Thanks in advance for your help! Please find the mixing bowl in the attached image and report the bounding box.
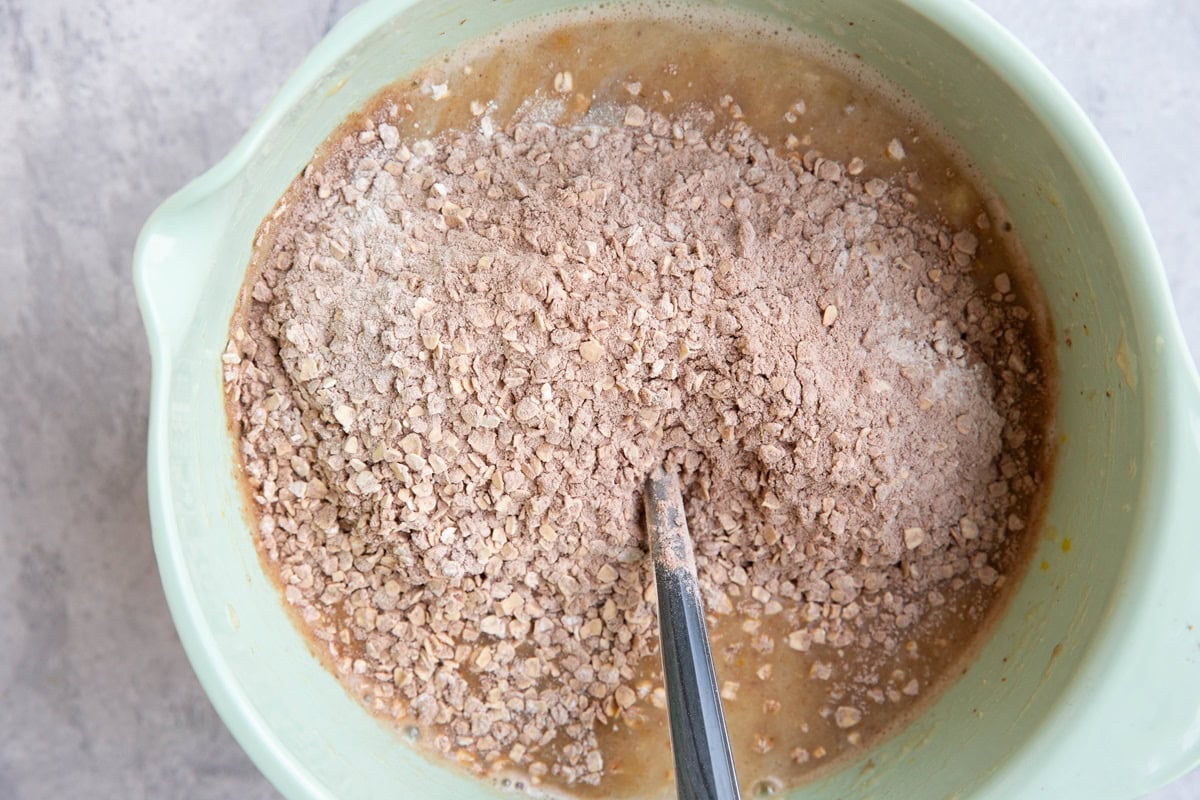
[133,0,1200,797]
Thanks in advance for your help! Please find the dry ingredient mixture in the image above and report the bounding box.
[224,11,1054,799]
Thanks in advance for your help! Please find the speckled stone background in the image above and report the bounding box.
[1,1,1196,798]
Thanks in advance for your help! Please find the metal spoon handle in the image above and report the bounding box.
[645,468,741,800]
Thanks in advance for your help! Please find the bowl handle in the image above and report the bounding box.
[1023,349,1200,800]
[133,188,232,353]
[1140,356,1200,785]
[1084,352,1200,797]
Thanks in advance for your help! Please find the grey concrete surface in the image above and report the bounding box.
[0,1,1196,798]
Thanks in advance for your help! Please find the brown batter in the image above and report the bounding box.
[223,7,1056,798]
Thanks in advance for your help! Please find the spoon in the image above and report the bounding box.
[644,466,742,800]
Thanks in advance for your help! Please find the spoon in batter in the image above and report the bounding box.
[644,466,741,800]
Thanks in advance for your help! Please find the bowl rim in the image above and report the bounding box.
[133,1,1200,798]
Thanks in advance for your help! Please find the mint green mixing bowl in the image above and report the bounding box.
[133,1,1200,797]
